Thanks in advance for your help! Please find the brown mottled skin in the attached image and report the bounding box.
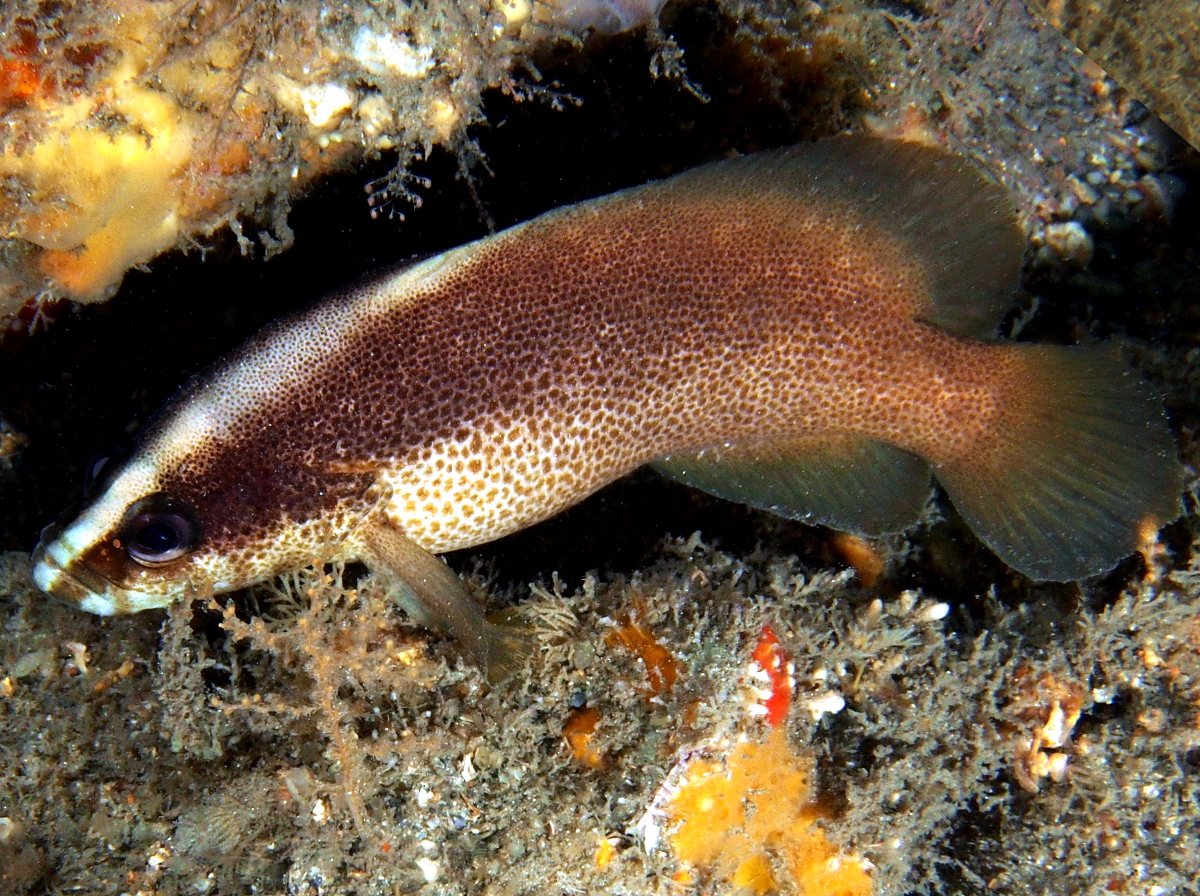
[32,137,1183,630]
[135,167,987,584]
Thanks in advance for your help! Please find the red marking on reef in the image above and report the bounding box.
[752,624,793,727]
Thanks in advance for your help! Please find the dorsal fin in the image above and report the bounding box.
[651,136,1026,339]
[652,433,932,536]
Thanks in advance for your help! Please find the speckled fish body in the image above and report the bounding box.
[32,137,1183,677]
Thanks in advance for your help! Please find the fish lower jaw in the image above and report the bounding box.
[30,541,175,615]
[31,554,116,614]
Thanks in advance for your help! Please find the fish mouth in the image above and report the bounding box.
[31,535,172,615]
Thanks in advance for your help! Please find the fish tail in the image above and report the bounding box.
[935,344,1183,580]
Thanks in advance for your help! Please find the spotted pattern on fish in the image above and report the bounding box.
[32,136,1183,631]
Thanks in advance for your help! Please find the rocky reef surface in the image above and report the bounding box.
[1,2,1198,894]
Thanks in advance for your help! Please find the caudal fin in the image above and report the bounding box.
[935,345,1183,581]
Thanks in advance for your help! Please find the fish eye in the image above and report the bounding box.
[121,494,200,566]
[82,453,112,494]
[82,446,128,497]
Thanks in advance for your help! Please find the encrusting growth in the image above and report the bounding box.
[666,730,874,896]
[649,623,871,896]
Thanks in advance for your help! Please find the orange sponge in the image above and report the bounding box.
[667,729,872,896]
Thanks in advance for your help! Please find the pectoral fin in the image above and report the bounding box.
[652,432,932,536]
[359,518,533,683]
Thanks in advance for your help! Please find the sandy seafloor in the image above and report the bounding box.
[1,2,1200,894]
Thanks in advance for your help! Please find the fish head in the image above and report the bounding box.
[32,446,220,614]
[31,375,376,615]
[33,474,206,614]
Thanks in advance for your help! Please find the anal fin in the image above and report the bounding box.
[360,518,533,683]
[652,433,932,536]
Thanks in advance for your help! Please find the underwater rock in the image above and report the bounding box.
[1024,0,1200,153]
[2,0,1185,336]
[0,0,548,327]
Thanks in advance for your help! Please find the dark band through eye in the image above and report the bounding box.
[121,494,200,566]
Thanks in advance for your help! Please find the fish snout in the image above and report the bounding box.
[32,523,192,614]
[31,535,125,614]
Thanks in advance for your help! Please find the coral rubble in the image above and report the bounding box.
[3,529,1200,894]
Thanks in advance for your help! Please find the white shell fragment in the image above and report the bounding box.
[351,27,435,79]
[297,83,354,128]
[802,691,846,720]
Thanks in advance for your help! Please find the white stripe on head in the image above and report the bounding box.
[31,555,59,596]
[58,456,161,556]
[78,592,118,615]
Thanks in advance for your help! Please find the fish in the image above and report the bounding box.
[31,136,1184,680]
